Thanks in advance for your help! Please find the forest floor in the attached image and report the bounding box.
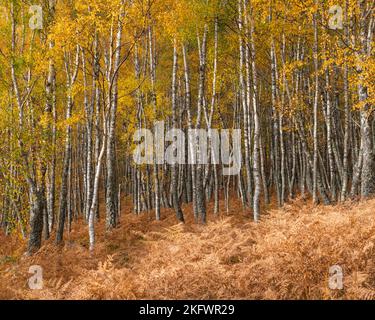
[1,196,375,300]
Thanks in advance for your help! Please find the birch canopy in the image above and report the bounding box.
[0,0,374,265]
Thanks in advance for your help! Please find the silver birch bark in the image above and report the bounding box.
[106,4,125,230]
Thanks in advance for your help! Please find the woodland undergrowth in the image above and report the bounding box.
[1,197,375,300]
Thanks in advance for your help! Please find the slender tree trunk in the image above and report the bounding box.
[182,44,198,218]
[312,2,319,204]
[248,4,261,222]
[171,40,184,222]
[357,2,375,198]
[239,0,253,209]
[56,48,79,244]
[106,5,125,230]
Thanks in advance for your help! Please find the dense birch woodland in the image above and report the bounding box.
[0,0,374,260]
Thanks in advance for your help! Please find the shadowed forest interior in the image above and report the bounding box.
[0,0,374,299]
